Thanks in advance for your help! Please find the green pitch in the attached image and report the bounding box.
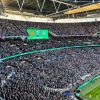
[77,76,100,100]
[85,85,100,100]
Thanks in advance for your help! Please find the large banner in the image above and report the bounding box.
[27,28,48,40]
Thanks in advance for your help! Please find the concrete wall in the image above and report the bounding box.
[0,12,100,23]
[55,17,100,23]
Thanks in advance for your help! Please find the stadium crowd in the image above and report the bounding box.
[0,18,100,36]
[0,37,100,100]
[0,18,100,100]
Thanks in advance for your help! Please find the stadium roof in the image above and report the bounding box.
[0,0,100,17]
[64,3,100,14]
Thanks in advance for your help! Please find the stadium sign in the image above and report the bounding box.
[27,28,49,40]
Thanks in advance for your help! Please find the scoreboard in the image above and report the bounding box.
[27,28,49,40]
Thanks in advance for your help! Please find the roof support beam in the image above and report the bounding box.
[52,0,61,13]
[36,0,46,12]
[15,0,25,11]
[46,0,77,17]
[40,0,46,12]
[51,0,76,6]
[46,2,77,17]
[0,0,4,6]
[36,0,41,11]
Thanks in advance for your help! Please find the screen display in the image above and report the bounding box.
[27,28,49,40]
